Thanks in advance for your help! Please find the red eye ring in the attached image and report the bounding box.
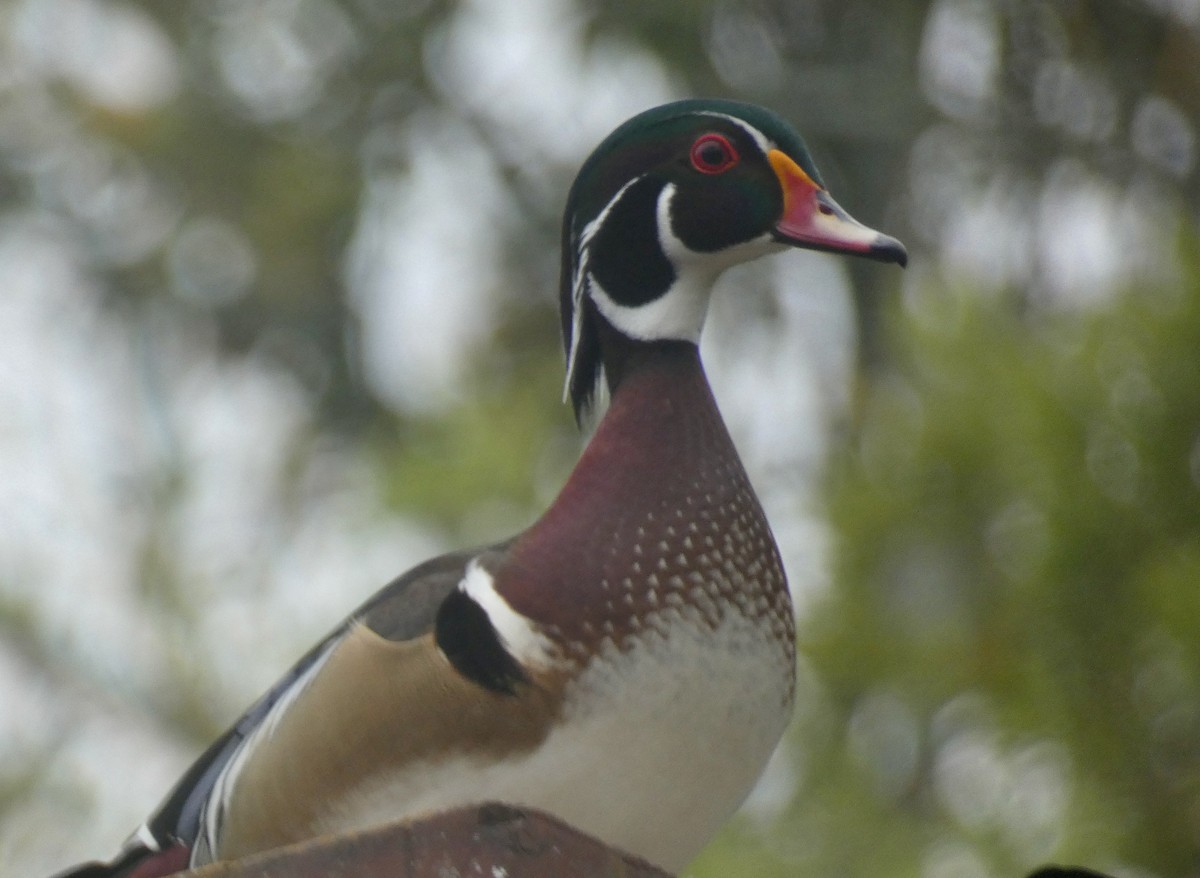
[690,133,739,174]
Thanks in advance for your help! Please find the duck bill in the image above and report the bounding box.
[768,149,908,267]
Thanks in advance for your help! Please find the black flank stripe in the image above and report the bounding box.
[435,589,529,696]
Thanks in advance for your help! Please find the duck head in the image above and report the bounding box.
[560,99,907,419]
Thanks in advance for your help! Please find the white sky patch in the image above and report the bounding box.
[12,708,196,875]
[940,172,1038,292]
[346,120,509,414]
[931,157,1176,309]
[919,0,1000,119]
[211,0,359,122]
[13,0,180,111]
[1036,160,1126,308]
[349,0,679,414]
[704,255,854,474]
[0,215,165,688]
[432,0,677,164]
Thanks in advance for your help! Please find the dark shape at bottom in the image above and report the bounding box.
[176,803,673,878]
[1027,867,1117,878]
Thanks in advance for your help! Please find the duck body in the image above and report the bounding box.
[195,343,792,873]
[55,99,905,878]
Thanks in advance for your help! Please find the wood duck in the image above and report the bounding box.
[55,99,906,878]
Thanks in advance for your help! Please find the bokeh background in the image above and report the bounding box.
[1,1,1198,876]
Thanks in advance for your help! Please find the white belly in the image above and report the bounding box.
[318,610,794,873]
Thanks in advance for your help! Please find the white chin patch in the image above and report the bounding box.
[589,272,711,344]
[588,183,777,344]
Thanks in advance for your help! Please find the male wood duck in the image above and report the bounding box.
[56,99,906,878]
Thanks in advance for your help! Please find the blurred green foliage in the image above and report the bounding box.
[3,2,1200,876]
[690,232,1200,878]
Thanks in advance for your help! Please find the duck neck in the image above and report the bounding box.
[502,323,781,651]
[560,328,738,530]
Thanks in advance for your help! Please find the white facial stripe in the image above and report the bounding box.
[578,176,643,251]
[696,111,772,156]
[568,118,783,354]
[656,181,696,267]
[460,559,558,669]
[564,175,645,400]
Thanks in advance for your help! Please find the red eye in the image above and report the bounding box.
[689,133,738,174]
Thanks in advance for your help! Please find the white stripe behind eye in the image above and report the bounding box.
[696,112,772,156]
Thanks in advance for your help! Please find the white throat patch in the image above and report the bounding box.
[589,183,718,345]
[589,182,778,345]
[565,171,779,398]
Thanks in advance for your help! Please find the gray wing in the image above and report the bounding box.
[135,544,500,860]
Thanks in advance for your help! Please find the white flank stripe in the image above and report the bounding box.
[459,560,557,668]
